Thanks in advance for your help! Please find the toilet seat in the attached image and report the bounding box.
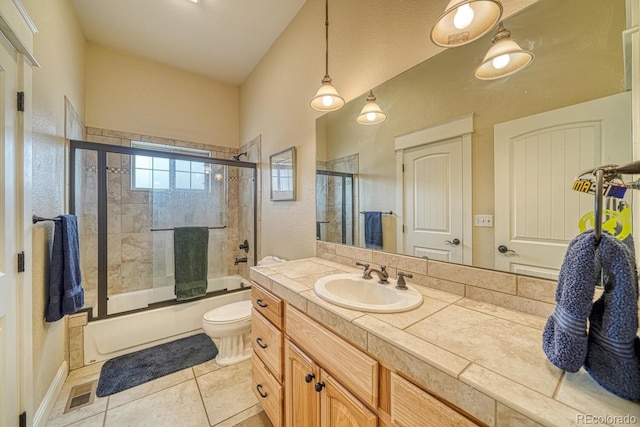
[203,300,251,325]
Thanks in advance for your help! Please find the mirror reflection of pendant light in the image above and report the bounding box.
[430,0,503,47]
[474,22,534,80]
[356,91,387,125]
[310,0,344,112]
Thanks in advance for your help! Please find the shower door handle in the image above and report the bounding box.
[256,384,268,398]
[256,337,268,349]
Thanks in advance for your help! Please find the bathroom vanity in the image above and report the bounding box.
[249,254,640,426]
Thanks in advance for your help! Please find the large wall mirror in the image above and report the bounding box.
[316,0,634,278]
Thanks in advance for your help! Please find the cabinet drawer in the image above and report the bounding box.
[252,308,283,381]
[390,373,479,427]
[252,355,283,427]
[251,284,283,329]
[285,305,378,408]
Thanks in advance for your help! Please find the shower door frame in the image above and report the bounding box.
[316,170,355,245]
[69,140,258,321]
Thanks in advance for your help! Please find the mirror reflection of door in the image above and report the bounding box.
[403,138,464,262]
[494,92,632,278]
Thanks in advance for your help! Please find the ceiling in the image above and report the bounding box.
[70,0,307,86]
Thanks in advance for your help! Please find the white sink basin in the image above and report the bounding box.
[313,274,423,313]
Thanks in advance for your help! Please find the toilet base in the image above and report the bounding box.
[214,332,252,366]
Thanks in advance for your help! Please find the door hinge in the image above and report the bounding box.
[402,164,405,173]
[402,224,405,233]
[17,91,24,112]
[17,251,25,273]
[19,412,26,427]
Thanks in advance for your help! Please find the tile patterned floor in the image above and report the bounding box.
[45,357,274,427]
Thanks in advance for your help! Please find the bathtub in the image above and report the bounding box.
[83,275,251,365]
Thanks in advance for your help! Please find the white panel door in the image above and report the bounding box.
[404,138,464,262]
[495,92,632,278]
[0,38,20,427]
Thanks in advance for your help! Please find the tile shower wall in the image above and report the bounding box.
[77,127,256,316]
[316,154,358,245]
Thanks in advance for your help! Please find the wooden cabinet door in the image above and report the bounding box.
[320,370,377,427]
[285,339,320,427]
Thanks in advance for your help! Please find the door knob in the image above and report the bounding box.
[445,238,460,246]
[305,373,315,383]
[498,245,517,255]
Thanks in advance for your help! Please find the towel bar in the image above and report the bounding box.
[359,211,393,215]
[150,226,227,231]
[32,215,61,224]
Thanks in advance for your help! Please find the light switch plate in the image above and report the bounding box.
[474,215,493,227]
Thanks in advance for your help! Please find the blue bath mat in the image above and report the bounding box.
[96,333,217,397]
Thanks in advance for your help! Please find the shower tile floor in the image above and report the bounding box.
[45,356,274,427]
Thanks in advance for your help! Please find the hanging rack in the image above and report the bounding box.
[359,211,393,215]
[589,160,640,242]
[32,215,61,224]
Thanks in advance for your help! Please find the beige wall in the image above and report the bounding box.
[86,44,240,148]
[240,0,540,261]
[22,0,86,412]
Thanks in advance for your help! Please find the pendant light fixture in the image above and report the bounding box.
[310,0,344,112]
[430,0,503,47]
[356,91,387,125]
[474,22,534,80]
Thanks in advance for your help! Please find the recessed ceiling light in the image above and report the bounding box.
[188,0,199,3]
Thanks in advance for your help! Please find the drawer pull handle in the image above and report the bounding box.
[305,373,315,383]
[314,381,325,392]
[256,337,268,349]
[256,384,268,398]
[256,298,268,308]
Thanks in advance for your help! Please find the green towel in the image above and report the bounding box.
[174,227,209,301]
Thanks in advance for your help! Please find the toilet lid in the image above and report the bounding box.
[203,300,252,324]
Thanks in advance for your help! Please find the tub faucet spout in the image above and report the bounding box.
[234,257,247,265]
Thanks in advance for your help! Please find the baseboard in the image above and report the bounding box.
[33,361,68,427]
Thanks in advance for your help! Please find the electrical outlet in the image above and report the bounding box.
[474,214,493,227]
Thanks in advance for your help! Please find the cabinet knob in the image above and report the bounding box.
[256,384,268,398]
[256,298,268,308]
[314,381,325,392]
[304,373,315,383]
[256,337,268,349]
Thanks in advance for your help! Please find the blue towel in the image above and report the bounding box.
[542,230,598,372]
[364,211,383,249]
[46,215,84,322]
[584,233,640,401]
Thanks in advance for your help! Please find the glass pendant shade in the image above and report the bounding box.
[474,24,534,80]
[356,91,386,125]
[430,0,503,47]
[310,75,345,112]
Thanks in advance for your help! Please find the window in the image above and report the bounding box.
[131,141,211,190]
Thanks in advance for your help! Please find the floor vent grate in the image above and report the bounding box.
[64,380,97,414]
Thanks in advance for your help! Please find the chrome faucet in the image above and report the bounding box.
[365,265,389,284]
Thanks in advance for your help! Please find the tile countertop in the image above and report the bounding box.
[249,258,640,427]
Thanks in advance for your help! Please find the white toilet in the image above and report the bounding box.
[202,300,252,365]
